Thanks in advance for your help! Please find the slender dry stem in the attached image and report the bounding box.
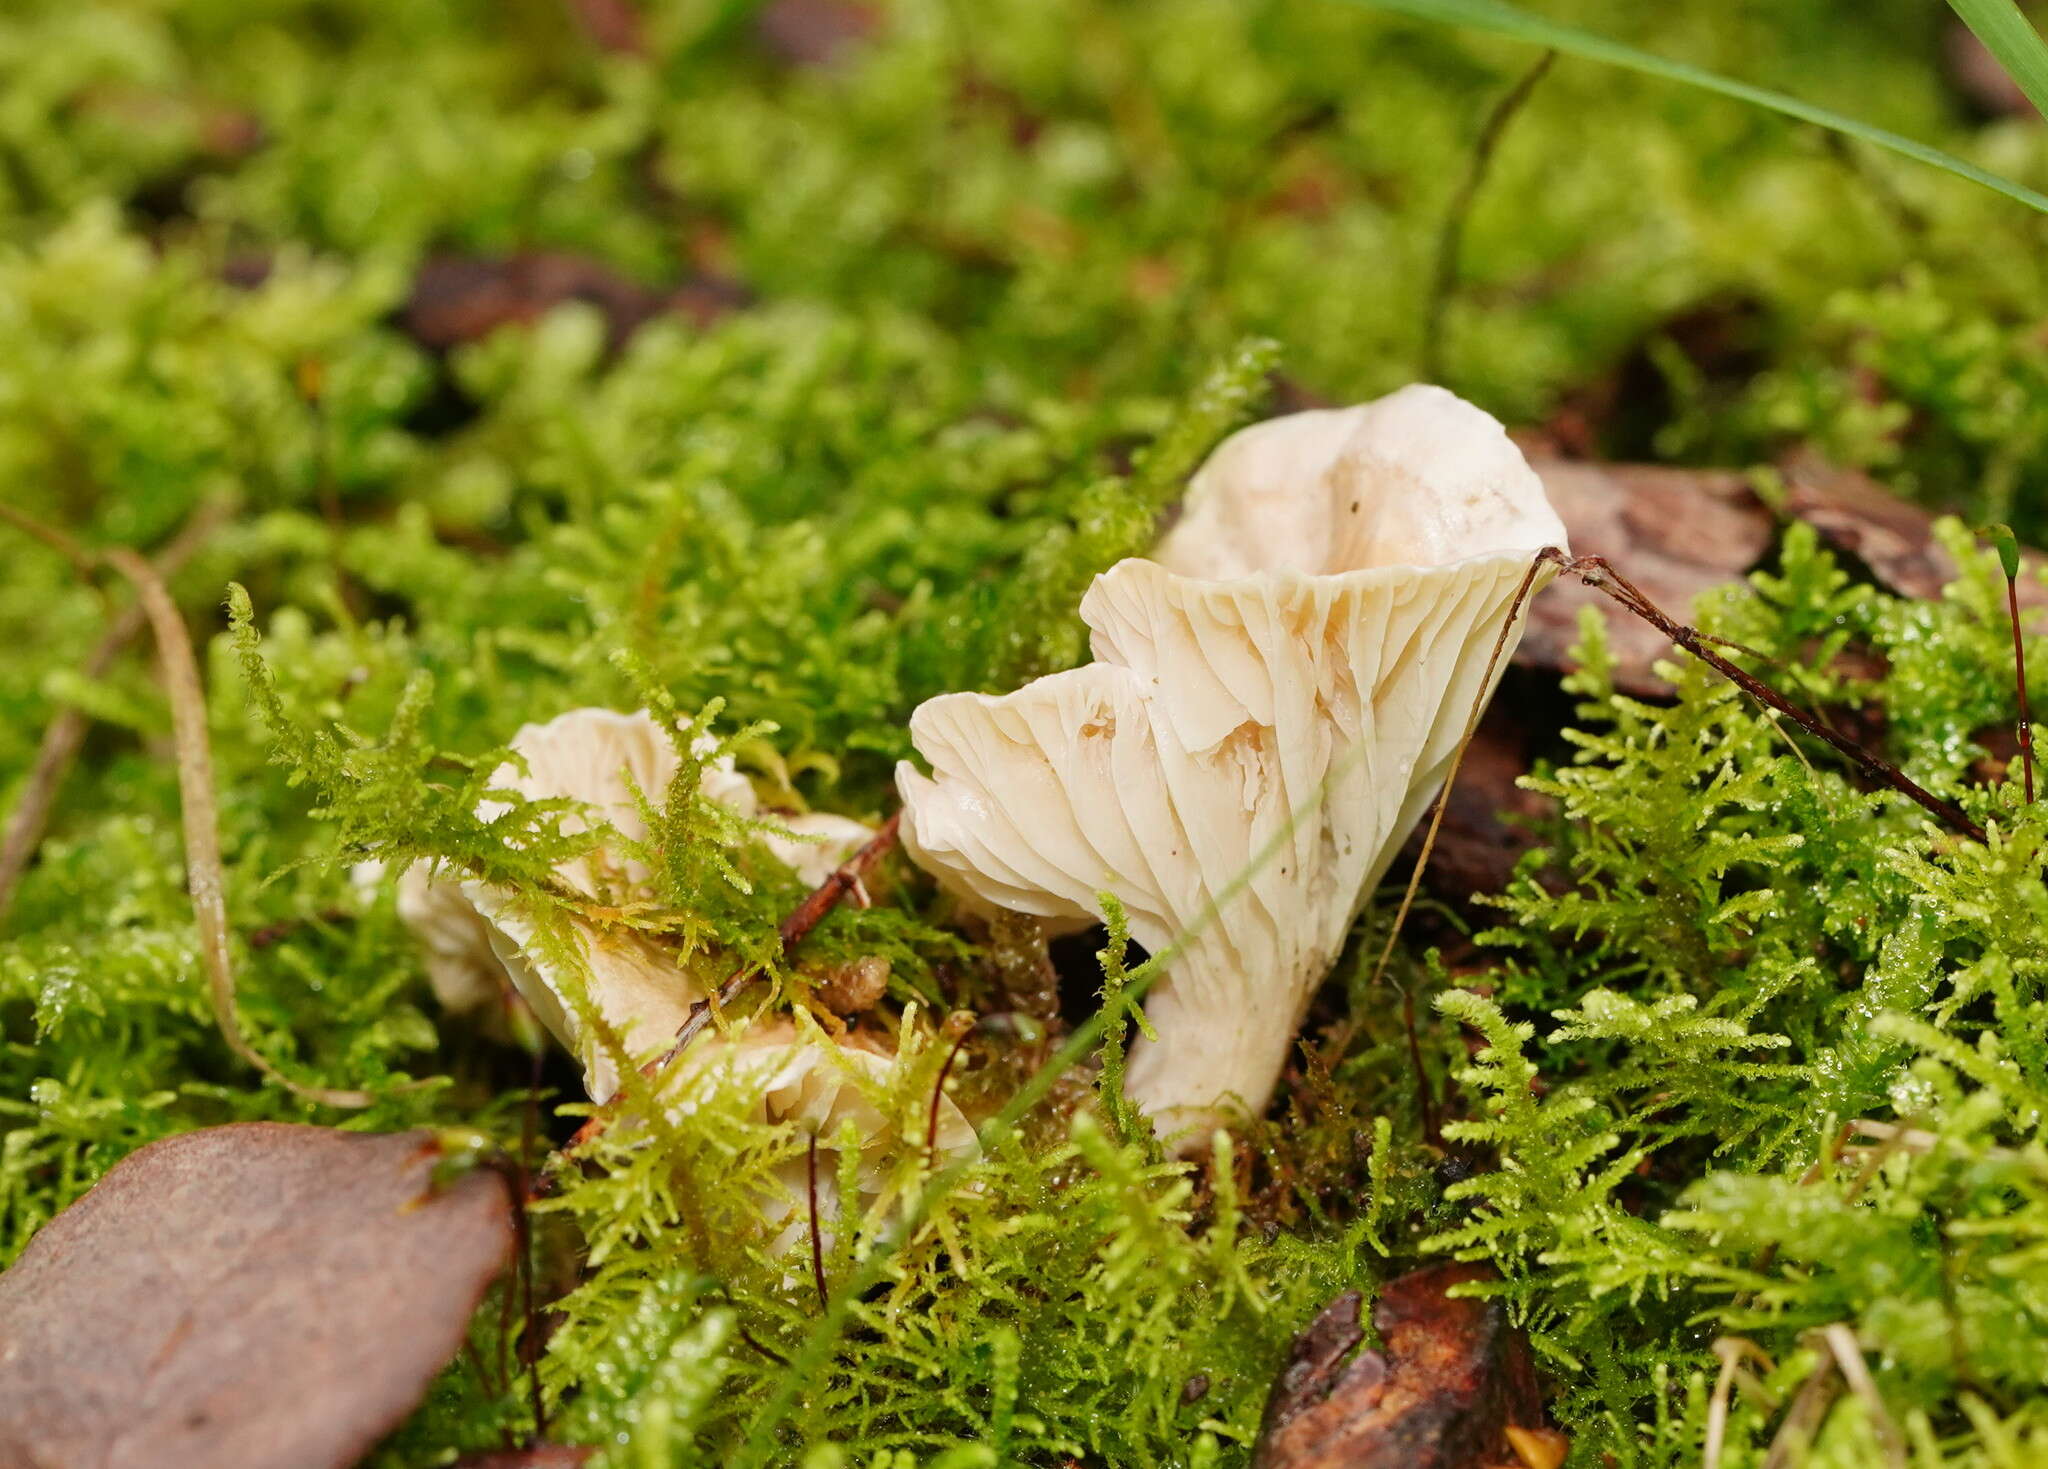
[2008,568,2035,802]
[805,1131,828,1308]
[1552,550,1985,842]
[105,547,371,1108]
[1420,49,1556,383]
[0,502,227,927]
[1822,1323,1907,1468]
[1370,553,1550,1139]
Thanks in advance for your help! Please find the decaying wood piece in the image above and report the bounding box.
[1517,451,2048,697]
[1520,458,1773,696]
[1780,450,2048,615]
[1253,1262,1548,1469]
[0,1125,513,1469]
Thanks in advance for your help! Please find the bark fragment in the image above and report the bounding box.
[1253,1262,1548,1469]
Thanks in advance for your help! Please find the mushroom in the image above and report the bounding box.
[895,385,1567,1149]
[457,707,874,1100]
[451,707,977,1234]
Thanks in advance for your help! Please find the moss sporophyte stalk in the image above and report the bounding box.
[11,2,2048,1464]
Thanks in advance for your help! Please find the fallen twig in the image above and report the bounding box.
[1369,554,1550,1141]
[0,503,227,928]
[1549,550,1986,842]
[105,548,371,1108]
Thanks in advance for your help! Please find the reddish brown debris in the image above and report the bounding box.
[1947,18,2038,117]
[812,954,891,1015]
[0,1124,514,1469]
[1253,1262,1548,1469]
[566,0,644,55]
[402,253,749,353]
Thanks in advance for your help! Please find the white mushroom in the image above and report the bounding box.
[457,707,873,1100]
[450,707,974,1235]
[895,385,1567,1150]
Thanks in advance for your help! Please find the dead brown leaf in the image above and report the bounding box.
[0,1123,514,1469]
[1253,1262,1548,1469]
[1515,451,2044,696]
[1779,451,2048,619]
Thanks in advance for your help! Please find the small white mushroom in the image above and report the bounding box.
[457,707,873,1100]
[895,385,1567,1150]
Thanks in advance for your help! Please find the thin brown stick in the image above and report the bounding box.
[1759,1342,1840,1469]
[1705,1337,1780,1469]
[104,547,372,1108]
[0,502,103,589]
[1552,551,1986,843]
[2009,570,2035,803]
[518,1043,547,1442]
[806,1131,828,1308]
[1821,1323,1906,1469]
[926,1014,975,1166]
[562,810,906,1155]
[0,503,227,927]
[1420,49,1556,383]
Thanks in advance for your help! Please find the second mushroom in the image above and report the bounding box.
[896,385,1568,1151]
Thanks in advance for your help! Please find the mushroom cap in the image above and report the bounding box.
[897,386,1566,1148]
[764,811,875,888]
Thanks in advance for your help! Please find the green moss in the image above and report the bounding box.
[9,1,2048,1464]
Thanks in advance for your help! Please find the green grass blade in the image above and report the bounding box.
[1335,0,2048,216]
[1950,0,2048,120]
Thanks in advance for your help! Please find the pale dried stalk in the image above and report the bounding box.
[0,503,226,927]
[1758,1345,1840,1469]
[1705,1337,1779,1469]
[1822,1323,1907,1468]
[105,547,370,1108]
[0,502,102,589]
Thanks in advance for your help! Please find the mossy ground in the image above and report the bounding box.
[7,2,2048,1464]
